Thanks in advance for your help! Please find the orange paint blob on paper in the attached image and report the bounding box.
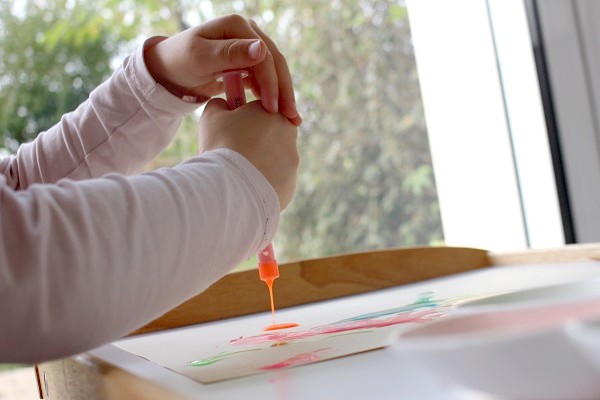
[264,322,300,331]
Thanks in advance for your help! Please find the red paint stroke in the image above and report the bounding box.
[231,307,448,346]
[259,349,331,370]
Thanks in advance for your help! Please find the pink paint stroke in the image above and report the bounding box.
[231,307,448,346]
[259,349,331,370]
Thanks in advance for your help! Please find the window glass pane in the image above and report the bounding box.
[262,1,443,261]
[0,0,442,264]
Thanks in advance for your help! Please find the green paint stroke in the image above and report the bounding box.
[333,292,441,324]
[188,348,260,367]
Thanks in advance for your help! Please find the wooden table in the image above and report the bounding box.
[35,244,600,399]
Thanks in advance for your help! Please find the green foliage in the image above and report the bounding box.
[0,0,442,262]
[246,0,442,259]
[0,0,135,150]
[0,363,28,372]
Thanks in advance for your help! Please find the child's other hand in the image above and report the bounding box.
[144,14,301,126]
[198,99,300,211]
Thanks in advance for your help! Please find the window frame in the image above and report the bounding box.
[406,0,565,252]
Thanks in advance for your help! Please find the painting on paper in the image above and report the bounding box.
[113,263,600,383]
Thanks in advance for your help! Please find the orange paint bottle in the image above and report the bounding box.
[258,243,279,281]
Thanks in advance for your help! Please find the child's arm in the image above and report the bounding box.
[0,15,301,190]
[0,40,199,189]
[0,99,298,364]
[0,150,278,363]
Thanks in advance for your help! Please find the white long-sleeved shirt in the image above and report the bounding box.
[0,40,279,363]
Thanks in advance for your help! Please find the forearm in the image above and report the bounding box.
[1,38,200,189]
[0,149,279,363]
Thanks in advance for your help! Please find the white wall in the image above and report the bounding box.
[536,0,600,243]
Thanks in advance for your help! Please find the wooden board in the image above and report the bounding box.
[132,246,489,335]
[35,244,600,399]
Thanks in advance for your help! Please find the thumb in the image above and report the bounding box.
[202,97,229,114]
[210,39,266,71]
[198,98,229,152]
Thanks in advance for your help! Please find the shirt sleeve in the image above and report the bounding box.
[0,37,200,190]
[0,148,280,364]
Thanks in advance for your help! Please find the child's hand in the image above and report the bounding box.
[145,14,301,126]
[198,99,300,211]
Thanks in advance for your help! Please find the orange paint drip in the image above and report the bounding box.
[261,274,299,331]
[267,278,276,325]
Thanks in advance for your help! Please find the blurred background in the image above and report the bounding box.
[0,0,442,265]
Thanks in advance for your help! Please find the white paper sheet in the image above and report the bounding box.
[94,262,600,399]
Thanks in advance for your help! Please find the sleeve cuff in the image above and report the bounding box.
[211,148,280,253]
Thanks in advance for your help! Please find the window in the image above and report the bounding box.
[408,0,564,251]
[532,0,600,243]
[1,0,572,263]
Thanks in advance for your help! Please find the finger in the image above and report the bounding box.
[248,20,299,121]
[244,74,261,99]
[246,73,301,125]
[206,38,267,73]
[246,65,301,125]
[289,114,303,126]
[198,98,230,153]
[202,97,229,114]
[196,15,285,114]
[195,15,277,111]
[250,48,280,113]
[197,14,259,40]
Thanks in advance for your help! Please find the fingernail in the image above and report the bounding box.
[291,113,303,126]
[272,99,279,113]
[291,102,299,117]
[248,40,261,60]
